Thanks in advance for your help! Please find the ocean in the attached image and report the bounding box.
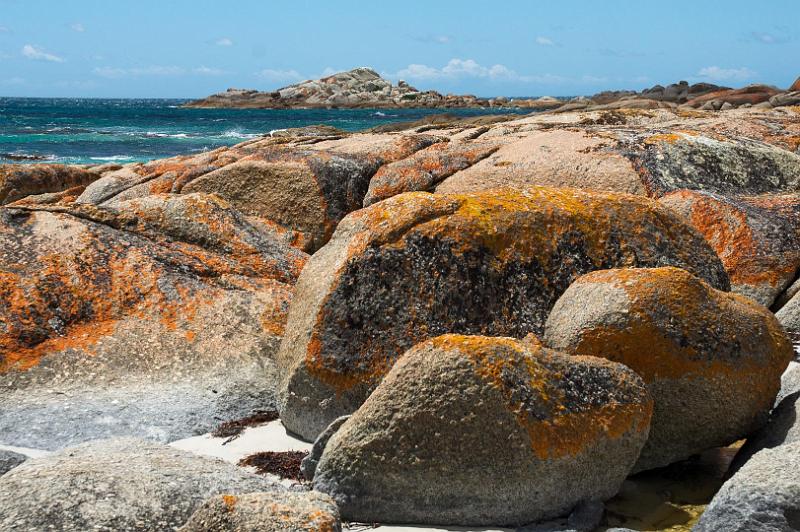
[0,98,526,165]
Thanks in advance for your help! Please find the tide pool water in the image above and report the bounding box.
[0,98,526,165]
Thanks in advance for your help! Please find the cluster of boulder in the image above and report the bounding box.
[1,91,800,530]
[566,77,800,114]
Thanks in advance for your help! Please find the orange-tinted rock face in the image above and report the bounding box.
[277,186,729,440]
[74,133,444,253]
[686,85,780,107]
[0,193,306,373]
[0,164,101,205]
[363,141,499,206]
[544,266,793,470]
[313,334,652,525]
[0,193,308,449]
[660,190,800,306]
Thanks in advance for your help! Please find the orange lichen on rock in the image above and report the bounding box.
[644,133,684,145]
[430,334,653,460]
[364,141,499,205]
[279,186,726,441]
[0,192,306,374]
[660,190,800,304]
[221,494,238,510]
[545,266,793,469]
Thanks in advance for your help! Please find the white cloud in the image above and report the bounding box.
[748,31,789,45]
[697,66,756,82]
[392,58,565,85]
[536,36,555,46]
[216,38,233,46]
[92,67,127,79]
[55,79,97,89]
[22,44,64,63]
[582,75,608,83]
[1,76,25,85]
[435,35,450,44]
[396,59,518,81]
[71,23,85,32]
[92,65,186,78]
[0,26,9,33]
[256,68,304,83]
[193,65,226,76]
[395,63,441,80]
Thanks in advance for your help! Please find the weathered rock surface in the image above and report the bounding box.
[363,140,499,206]
[627,131,800,198]
[0,193,307,450]
[0,449,26,475]
[685,84,781,108]
[0,438,283,531]
[730,362,800,471]
[0,163,100,204]
[659,190,800,306]
[434,111,800,200]
[695,440,800,532]
[791,77,800,93]
[74,132,443,252]
[179,491,341,532]
[300,415,350,481]
[314,335,652,526]
[731,388,800,474]
[779,362,800,405]
[777,291,800,333]
[770,91,800,108]
[277,187,728,440]
[8,107,799,259]
[544,267,793,471]
[179,138,440,252]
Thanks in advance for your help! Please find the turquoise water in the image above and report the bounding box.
[0,98,526,165]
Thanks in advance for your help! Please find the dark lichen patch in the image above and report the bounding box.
[239,451,309,481]
[624,133,800,198]
[580,111,628,126]
[304,188,728,393]
[211,410,280,443]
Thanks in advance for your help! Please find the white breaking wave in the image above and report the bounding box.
[144,131,190,138]
[89,155,136,162]
[221,129,259,139]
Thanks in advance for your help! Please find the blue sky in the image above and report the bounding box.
[1,0,798,98]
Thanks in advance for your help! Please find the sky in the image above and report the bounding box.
[1,0,798,98]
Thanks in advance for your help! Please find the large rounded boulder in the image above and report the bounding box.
[0,438,283,531]
[544,267,793,471]
[277,186,729,440]
[313,335,653,526]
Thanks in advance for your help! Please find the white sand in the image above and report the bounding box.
[170,420,511,532]
[0,443,51,458]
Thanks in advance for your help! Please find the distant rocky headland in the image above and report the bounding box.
[185,66,800,112]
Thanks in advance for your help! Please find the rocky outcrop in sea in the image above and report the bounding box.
[186,67,800,114]
[1,93,800,530]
